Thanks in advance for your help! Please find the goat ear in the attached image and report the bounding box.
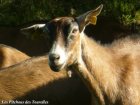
[76,4,103,32]
[20,24,46,35]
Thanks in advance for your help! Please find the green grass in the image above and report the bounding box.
[135,10,140,24]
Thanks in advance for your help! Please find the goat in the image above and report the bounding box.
[42,4,140,105]
[0,55,90,105]
[0,44,29,69]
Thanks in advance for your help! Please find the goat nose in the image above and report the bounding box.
[49,54,60,61]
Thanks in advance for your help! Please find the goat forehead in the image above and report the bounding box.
[53,17,74,23]
[49,17,77,29]
[47,17,78,37]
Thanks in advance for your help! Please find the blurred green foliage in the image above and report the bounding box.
[104,0,139,26]
[0,0,139,26]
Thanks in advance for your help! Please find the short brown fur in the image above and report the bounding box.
[0,56,90,105]
[78,35,140,105]
[0,44,29,69]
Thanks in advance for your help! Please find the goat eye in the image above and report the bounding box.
[72,28,78,34]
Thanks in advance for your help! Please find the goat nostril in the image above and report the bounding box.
[49,54,60,61]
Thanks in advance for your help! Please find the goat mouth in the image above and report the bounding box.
[49,63,63,72]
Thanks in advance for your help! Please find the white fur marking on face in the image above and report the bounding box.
[50,42,66,65]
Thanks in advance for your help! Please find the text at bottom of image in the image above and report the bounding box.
[1,100,49,104]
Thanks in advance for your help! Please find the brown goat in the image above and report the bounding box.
[0,55,90,105]
[44,4,140,105]
[0,44,29,69]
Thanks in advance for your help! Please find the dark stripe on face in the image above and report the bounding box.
[45,17,79,47]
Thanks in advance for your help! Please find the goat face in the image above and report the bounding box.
[47,5,103,72]
[46,17,81,71]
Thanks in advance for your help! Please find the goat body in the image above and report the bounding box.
[21,4,140,105]
[0,44,29,69]
[0,56,90,105]
[75,34,140,105]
